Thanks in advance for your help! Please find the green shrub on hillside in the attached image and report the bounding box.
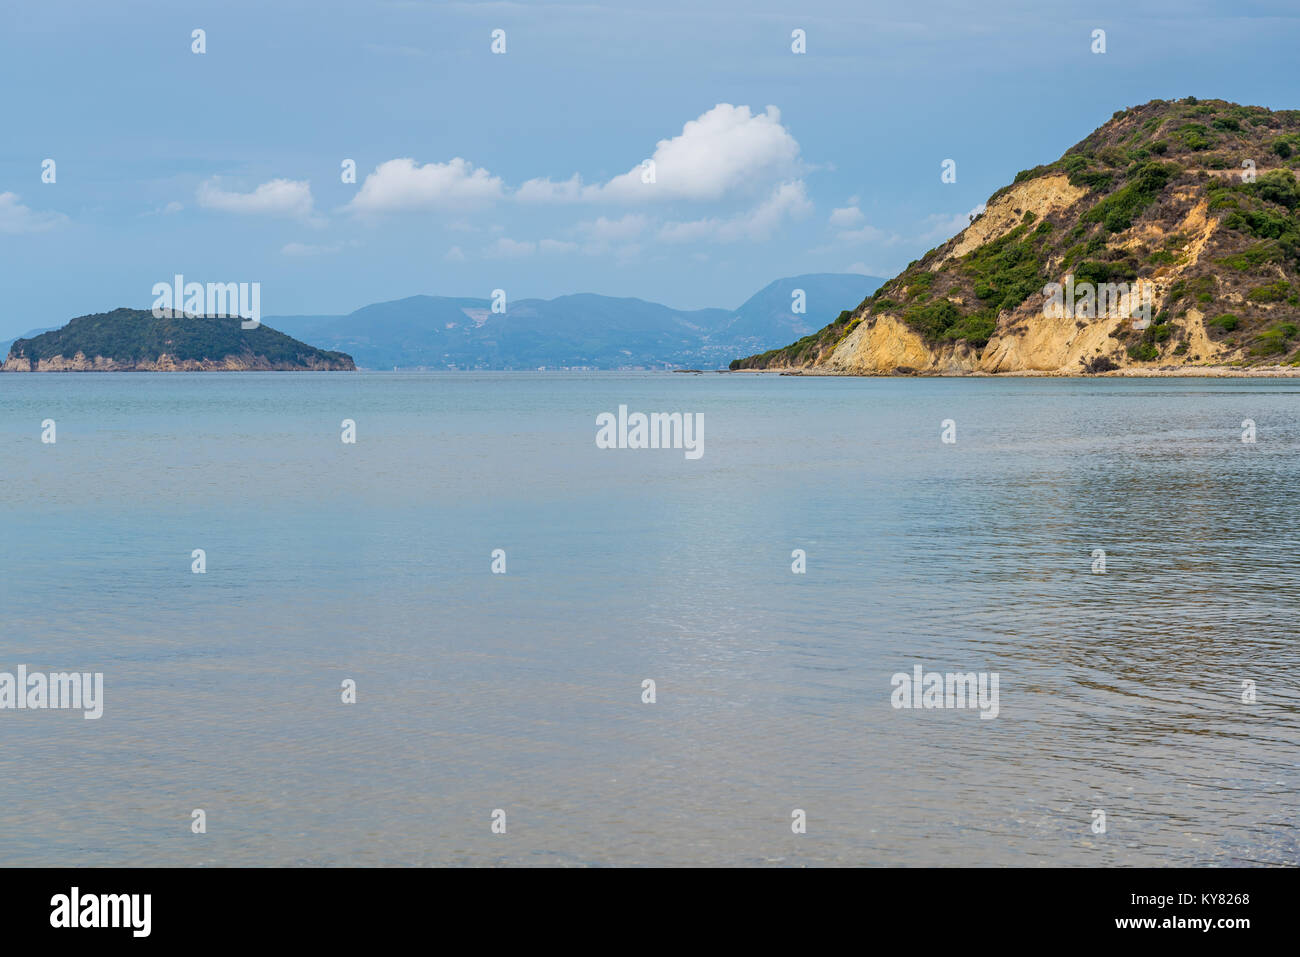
[904,271,935,299]
[962,224,1047,314]
[1272,135,1300,158]
[1251,323,1298,356]
[1247,280,1292,302]
[1254,169,1300,209]
[1073,259,1139,284]
[943,313,997,348]
[1176,123,1214,151]
[903,299,962,340]
[1082,162,1176,234]
[1219,241,1281,270]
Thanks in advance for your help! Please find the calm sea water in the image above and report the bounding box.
[1,372,1297,866]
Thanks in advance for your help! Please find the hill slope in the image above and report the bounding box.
[733,98,1300,375]
[3,309,355,371]
[266,273,884,370]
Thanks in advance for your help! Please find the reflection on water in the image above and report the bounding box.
[0,372,1296,865]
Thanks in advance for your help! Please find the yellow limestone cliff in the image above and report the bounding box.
[734,98,1300,376]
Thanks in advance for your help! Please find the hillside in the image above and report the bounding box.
[733,98,1300,375]
[3,309,355,371]
[265,273,883,370]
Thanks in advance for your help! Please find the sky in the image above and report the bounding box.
[2,0,1300,338]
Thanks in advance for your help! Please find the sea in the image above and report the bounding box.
[1,371,1297,866]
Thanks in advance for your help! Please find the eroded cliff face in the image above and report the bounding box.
[824,315,978,374]
[937,174,1088,266]
[967,195,1235,374]
[734,98,1300,376]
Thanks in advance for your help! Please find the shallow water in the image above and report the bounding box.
[0,372,1296,866]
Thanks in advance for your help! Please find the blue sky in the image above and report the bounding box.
[2,0,1299,338]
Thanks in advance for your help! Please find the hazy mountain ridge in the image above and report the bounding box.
[734,98,1300,375]
[267,273,882,369]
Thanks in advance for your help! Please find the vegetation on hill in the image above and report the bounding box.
[733,98,1300,372]
[5,308,355,370]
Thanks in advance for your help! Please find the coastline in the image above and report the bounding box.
[1,355,355,372]
[729,364,1300,378]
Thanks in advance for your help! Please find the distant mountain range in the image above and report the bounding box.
[265,273,883,370]
[0,273,883,371]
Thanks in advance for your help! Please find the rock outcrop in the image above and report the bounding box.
[734,98,1300,375]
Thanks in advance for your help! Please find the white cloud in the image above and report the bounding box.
[836,223,890,243]
[829,205,864,228]
[820,204,983,253]
[0,192,67,233]
[348,158,504,213]
[444,245,466,262]
[518,103,803,204]
[830,200,894,243]
[197,178,316,219]
[480,236,580,258]
[342,103,806,259]
[658,181,812,244]
[538,238,579,254]
[736,181,814,238]
[139,200,183,218]
[485,237,536,258]
[918,204,986,243]
[575,213,649,241]
[515,174,585,204]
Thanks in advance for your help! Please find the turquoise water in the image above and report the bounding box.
[1,371,1297,866]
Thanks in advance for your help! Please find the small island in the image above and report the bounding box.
[3,308,355,371]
